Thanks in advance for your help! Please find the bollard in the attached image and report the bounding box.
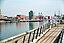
[23,35,26,43]
[35,28,39,39]
[15,40,18,43]
[28,32,31,43]
[32,30,36,42]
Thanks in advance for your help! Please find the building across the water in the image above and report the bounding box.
[16,15,29,20]
[29,10,33,20]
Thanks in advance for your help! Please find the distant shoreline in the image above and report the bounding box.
[0,20,43,23]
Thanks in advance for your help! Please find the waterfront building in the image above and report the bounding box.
[39,15,44,20]
[35,16,44,20]
[3,16,8,19]
[29,10,33,20]
[16,15,28,20]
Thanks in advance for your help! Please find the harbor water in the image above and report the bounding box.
[0,22,46,41]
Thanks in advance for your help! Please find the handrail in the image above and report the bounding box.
[1,32,26,43]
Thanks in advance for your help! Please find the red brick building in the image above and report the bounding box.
[16,15,29,20]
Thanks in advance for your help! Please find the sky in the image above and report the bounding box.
[1,0,64,17]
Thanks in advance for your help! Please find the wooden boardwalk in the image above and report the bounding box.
[36,24,64,43]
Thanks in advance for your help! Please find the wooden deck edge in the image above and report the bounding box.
[36,28,50,43]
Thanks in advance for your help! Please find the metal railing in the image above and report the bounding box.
[0,19,57,43]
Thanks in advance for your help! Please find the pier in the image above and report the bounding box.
[0,19,64,43]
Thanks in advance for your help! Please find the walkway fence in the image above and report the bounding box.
[0,19,58,43]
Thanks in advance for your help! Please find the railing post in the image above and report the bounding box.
[45,24,46,30]
[54,23,56,27]
[62,31,63,39]
[43,25,44,32]
[23,35,26,43]
[50,24,51,29]
[52,20,54,27]
[39,28,40,36]
[28,32,31,43]
[61,31,63,43]
[35,28,39,39]
[39,26,42,36]
[15,40,18,43]
[60,31,62,43]
[47,23,50,28]
[32,30,35,42]
[42,26,44,34]
[41,26,42,34]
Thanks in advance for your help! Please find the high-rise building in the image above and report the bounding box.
[29,10,33,20]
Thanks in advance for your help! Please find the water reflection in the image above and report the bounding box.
[39,22,43,27]
[0,22,44,40]
[29,22,34,30]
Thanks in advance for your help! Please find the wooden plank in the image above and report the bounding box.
[36,24,63,43]
[36,27,58,43]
